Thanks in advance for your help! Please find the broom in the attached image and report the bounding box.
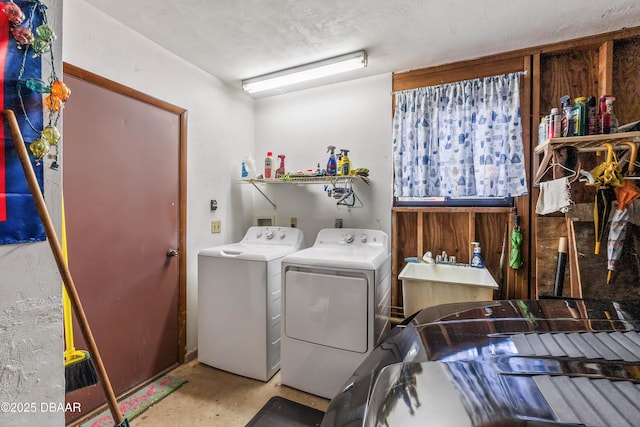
[5,110,128,426]
[62,196,98,392]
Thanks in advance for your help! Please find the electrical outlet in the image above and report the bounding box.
[290,217,297,228]
[335,218,343,228]
[211,220,221,233]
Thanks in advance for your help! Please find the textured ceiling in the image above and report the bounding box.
[84,0,640,96]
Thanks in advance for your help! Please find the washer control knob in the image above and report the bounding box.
[360,234,368,243]
[256,231,262,238]
[344,233,354,243]
[265,230,274,240]
[279,231,286,239]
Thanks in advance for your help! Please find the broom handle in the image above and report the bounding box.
[62,196,76,355]
[4,110,124,424]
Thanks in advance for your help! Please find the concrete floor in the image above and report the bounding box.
[130,360,330,426]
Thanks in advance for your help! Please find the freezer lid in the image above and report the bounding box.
[282,246,390,270]
[198,242,299,261]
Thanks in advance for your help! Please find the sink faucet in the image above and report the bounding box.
[434,251,458,265]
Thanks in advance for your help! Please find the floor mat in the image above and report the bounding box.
[245,396,325,427]
[79,375,186,427]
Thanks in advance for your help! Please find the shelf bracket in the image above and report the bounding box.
[248,179,276,209]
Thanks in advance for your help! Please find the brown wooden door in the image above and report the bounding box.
[62,71,184,422]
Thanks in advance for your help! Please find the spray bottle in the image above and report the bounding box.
[559,95,572,137]
[326,145,337,176]
[275,154,286,178]
[470,242,485,268]
[340,149,351,176]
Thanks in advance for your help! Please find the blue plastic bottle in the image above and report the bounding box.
[470,242,485,268]
[326,145,337,176]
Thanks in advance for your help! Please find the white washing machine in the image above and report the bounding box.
[198,226,304,381]
[280,228,391,398]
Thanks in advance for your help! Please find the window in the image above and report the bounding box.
[392,72,528,206]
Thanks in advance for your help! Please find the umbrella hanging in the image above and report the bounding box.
[588,143,624,187]
[593,186,616,255]
[509,215,523,270]
[587,143,624,254]
[607,142,640,284]
[607,209,629,284]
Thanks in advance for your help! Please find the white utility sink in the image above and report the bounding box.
[399,262,498,317]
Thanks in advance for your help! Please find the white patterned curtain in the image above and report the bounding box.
[392,72,528,198]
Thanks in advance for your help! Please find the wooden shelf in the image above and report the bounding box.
[534,131,640,184]
[534,131,640,154]
[393,206,514,214]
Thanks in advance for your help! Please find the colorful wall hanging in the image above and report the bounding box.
[0,0,67,245]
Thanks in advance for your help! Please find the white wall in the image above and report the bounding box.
[58,1,391,393]
[253,73,393,246]
[0,1,65,425]
[63,0,255,356]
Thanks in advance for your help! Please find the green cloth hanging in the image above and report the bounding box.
[510,226,523,270]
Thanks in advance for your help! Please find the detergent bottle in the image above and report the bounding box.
[470,242,485,268]
[275,154,286,178]
[340,149,351,176]
[326,145,337,176]
[264,152,273,178]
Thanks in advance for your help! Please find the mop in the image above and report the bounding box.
[5,110,129,426]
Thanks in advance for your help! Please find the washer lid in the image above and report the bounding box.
[199,242,299,261]
[282,246,390,270]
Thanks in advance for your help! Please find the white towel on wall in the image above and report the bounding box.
[536,177,572,215]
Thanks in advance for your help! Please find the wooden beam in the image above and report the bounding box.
[393,206,514,214]
[468,212,476,244]
[565,215,583,299]
[598,40,614,96]
[417,212,424,258]
[394,57,524,92]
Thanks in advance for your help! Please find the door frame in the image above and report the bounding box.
[63,63,188,363]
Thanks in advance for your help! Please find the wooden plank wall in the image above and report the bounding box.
[391,208,514,316]
[613,36,640,125]
[391,26,640,316]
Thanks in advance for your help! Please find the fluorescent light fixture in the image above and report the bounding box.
[242,50,367,94]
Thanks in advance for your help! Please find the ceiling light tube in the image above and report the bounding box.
[242,50,367,94]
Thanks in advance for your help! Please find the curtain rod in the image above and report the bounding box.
[390,70,529,96]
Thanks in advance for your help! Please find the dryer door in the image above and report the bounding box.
[284,269,368,353]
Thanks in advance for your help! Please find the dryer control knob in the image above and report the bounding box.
[279,231,286,239]
[344,233,354,243]
[265,230,274,239]
[256,231,262,238]
[360,234,368,243]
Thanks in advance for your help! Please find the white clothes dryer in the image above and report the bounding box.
[198,226,304,381]
[280,228,391,398]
